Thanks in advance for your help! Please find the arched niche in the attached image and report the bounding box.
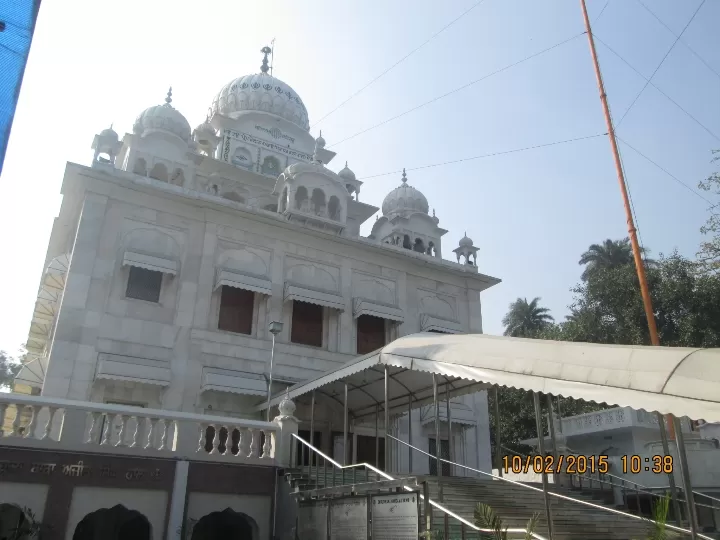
[310,188,326,216]
[191,508,257,540]
[170,168,185,187]
[295,186,309,211]
[231,147,253,169]
[260,156,280,176]
[72,504,151,540]
[149,163,168,182]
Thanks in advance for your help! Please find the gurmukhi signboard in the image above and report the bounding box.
[330,497,368,540]
[371,493,419,540]
[298,500,328,540]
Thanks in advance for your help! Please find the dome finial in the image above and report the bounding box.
[261,46,272,74]
[165,87,173,105]
[402,168,407,183]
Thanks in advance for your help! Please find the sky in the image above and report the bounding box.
[0,0,718,356]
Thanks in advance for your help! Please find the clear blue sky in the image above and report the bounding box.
[0,0,718,354]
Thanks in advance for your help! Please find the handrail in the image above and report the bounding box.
[390,434,715,540]
[291,434,547,540]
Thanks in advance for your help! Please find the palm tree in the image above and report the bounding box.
[579,238,654,281]
[502,297,554,337]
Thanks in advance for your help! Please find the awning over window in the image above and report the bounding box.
[259,333,720,424]
[353,298,404,322]
[95,354,171,386]
[420,314,463,334]
[201,368,267,396]
[122,251,177,275]
[14,355,48,389]
[284,283,345,311]
[215,269,272,296]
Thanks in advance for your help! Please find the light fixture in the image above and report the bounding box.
[268,320,283,335]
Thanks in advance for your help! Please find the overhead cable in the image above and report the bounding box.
[615,0,706,128]
[310,0,490,128]
[329,32,587,148]
[593,34,720,143]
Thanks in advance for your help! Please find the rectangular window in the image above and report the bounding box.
[356,315,387,354]
[429,437,451,476]
[218,286,254,334]
[291,301,323,347]
[126,266,162,302]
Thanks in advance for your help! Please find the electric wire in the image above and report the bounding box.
[616,135,716,208]
[310,0,489,129]
[242,133,606,205]
[592,33,720,143]
[615,0,706,128]
[594,1,611,24]
[328,32,586,149]
[636,0,720,81]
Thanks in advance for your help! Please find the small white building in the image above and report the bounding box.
[18,46,500,477]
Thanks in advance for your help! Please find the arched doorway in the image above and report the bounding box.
[73,504,151,540]
[0,504,29,540]
[190,508,255,540]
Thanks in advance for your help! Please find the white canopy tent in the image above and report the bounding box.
[260,332,720,423]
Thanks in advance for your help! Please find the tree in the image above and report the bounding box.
[501,297,554,338]
[697,149,720,275]
[0,351,21,389]
[578,238,654,281]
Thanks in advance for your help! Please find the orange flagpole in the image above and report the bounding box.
[578,0,675,437]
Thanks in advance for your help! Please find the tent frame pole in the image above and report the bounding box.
[673,416,699,538]
[533,392,555,539]
[493,386,503,477]
[408,395,413,474]
[384,366,390,473]
[343,382,348,466]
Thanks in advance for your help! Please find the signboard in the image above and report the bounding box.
[298,500,328,540]
[330,497,368,540]
[371,493,419,540]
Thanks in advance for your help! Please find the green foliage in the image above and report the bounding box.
[8,506,50,540]
[501,297,554,338]
[0,351,21,389]
[697,149,720,275]
[578,238,654,281]
[474,503,539,540]
[419,530,444,539]
[632,493,681,540]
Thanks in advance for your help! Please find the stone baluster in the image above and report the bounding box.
[209,424,219,455]
[145,418,157,450]
[0,403,7,437]
[86,412,100,444]
[24,405,39,439]
[221,425,230,456]
[158,419,168,451]
[262,429,273,459]
[100,414,112,445]
[238,428,250,457]
[246,428,256,458]
[115,415,128,447]
[129,416,140,448]
[11,405,25,437]
[198,424,208,453]
[43,407,59,441]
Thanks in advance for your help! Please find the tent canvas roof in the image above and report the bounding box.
[259,333,720,423]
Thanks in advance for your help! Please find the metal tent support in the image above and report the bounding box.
[533,392,555,540]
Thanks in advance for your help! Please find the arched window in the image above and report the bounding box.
[295,186,309,211]
[328,196,341,221]
[149,163,168,182]
[427,241,435,256]
[170,168,185,187]
[132,158,147,176]
[261,156,280,176]
[402,235,412,250]
[231,147,253,169]
[413,238,425,253]
[311,188,327,217]
[223,192,245,203]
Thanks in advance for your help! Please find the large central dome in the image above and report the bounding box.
[210,73,310,131]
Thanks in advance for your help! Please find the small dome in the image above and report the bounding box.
[133,88,191,142]
[459,233,473,247]
[338,161,356,181]
[381,169,429,218]
[193,119,216,143]
[315,131,326,148]
[99,125,118,141]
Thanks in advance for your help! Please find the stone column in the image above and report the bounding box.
[273,392,299,468]
[166,460,189,540]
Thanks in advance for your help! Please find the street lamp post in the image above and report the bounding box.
[266,321,284,421]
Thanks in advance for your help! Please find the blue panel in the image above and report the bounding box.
[0,0,41,175]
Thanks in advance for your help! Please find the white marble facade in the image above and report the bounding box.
[24,48,500,475]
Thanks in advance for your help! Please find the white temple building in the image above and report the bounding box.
[18,46,501,476]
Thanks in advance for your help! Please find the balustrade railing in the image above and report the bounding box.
[0,393,278,462]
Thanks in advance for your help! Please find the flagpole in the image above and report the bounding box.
[270,38,276,77]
